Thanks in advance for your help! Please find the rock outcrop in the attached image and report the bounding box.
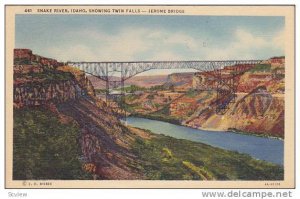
[229,86,284,137]
[14,49,64,68]
[13,80,89,108]
[13,50,95,108]
[57,97,142,179]
[164,72,194,91]
[193,59,285,94]
[182,87,284,138]
[183,58,285,137]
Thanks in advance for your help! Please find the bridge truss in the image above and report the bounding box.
[68,60,262,119]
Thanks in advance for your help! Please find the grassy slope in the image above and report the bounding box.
[132,129,283,180]
[13,107,92,180]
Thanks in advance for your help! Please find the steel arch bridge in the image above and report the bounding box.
[67,60,262,119]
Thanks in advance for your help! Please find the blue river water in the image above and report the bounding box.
[126,117,283,165]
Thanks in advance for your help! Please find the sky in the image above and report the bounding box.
[15,14,285,75]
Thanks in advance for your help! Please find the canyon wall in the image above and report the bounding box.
[164,72,194,91]
[182,87,284,138]
[180,58,285,138]
[13,49,95,108]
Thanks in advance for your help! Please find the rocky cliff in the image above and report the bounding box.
[164,72,194,91]
[181,58,285,138]
[13,49,142,179]
[13,50,95,108]
[192,58,285,94]
[230,86,284,136]
[182,87,284,138]
[14,80,81,108]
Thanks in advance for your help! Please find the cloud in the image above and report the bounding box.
[164,32,198,51]
[272,29,285,50]
[234,29,268,48]
[46,26,285,62]
[47,45,97,62]
[46,26,202,62]
[204,28,285,60]
[51,28,151,61]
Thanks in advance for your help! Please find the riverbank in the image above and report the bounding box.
[128,112,283,140]
[227,128,284,140]
[129,112,181,125]
[126,117,283,165]
[130,127,283,180]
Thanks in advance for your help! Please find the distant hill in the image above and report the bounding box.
[164,72,194,91]
[87,75,168,89]
[126,75,168,88]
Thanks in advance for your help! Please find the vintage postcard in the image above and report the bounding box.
[5,5,295,188]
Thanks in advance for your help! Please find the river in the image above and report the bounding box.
[126,117,283,165]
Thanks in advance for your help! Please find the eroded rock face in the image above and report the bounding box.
[57,98,142,180]
[164,72,194,91]
[183,59,285,137]
[182,87,284,138]
[229,86,284,137]
[13,80,84,108]
[233,86,272,117]
[13,49,96,108]
[14,49,64,68]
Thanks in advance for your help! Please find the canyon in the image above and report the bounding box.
[125,57,285,138]
[12,49,284,180]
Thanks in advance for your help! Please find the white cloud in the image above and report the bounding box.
[204,28,285,60]
[46,27,202,62]
[47,28,145,61]
[46,26,285,62]
[234,29,268,48]
[47,45,97,62]
[272,29,285,50]
[164,32,198,51]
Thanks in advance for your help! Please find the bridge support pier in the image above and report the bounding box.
[104,69,127,121]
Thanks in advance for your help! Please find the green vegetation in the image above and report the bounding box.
[125,92,181,124]
[132,132,283,180]
[130,102,181,125]
[186,89,199,97]
[14,69,73,82]
[154,104,170,115]
[182,161,214,180]
[125,94,140,102]
[95,89,106,94]
[249,64,271,73]
[147,94,155,100]
[13,107,91,180]
[119,84,165,93]
[150,85,165,91]
[228,128,284,140]
[197,91,214,103]
[271,56,285,59]
[126,85,146,93]
[131,112,181,125]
